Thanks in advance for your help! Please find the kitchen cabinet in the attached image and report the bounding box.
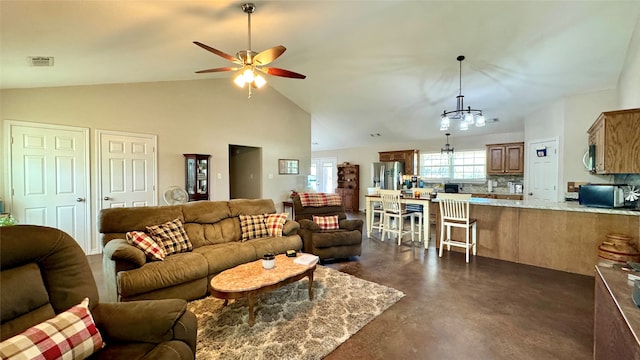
[587,108,640,174]
[486,142,524,175]
[379,149,419,175]
[336,163,359,211]
[184,153,210,202]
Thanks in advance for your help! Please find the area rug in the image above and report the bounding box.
[187,266,405,360]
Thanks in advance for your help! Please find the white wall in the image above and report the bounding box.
[1,79,311,248]
[618,14,640,109]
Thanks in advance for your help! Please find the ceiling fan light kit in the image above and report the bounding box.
[440,55,485,131]
[194,3,306,98]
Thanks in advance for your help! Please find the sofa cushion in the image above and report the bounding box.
[0,298,103,360]
[312,215,340,230]
[247,236,303,258]
[193,243,258,275]
[239,214,269,241]
[126,231,165,261]
[116,252,208,298]
[265,213,288,237]
[146,219,192,256]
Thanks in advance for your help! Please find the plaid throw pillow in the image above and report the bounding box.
[0,298,104,360]
[126,231,165,261]
[264,213,289,237]
[146,218,192,256]
[239,214,270,241]
[312,215,340,230]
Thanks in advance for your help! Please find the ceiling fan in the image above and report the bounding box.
[194,3,306,98]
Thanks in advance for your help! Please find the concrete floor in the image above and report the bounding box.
[88,213,595,360]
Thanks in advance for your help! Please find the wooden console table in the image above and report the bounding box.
[282,200,294,219]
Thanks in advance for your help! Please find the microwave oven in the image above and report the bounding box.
[578,184,626,208]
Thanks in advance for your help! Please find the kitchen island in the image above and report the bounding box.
[433,198,640,276]
[366,194,640,276]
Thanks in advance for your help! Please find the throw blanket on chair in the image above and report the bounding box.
[299,193,342,207]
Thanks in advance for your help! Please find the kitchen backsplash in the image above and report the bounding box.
[418,175,524,194]
[614,174,640,186]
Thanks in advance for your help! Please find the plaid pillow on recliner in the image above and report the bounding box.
[312,215,340,230]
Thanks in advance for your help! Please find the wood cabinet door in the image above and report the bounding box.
[504,143,524,173]
[487,146,505,174]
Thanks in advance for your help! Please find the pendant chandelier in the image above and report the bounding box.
[440,55,485,131]
[441,133,455,156]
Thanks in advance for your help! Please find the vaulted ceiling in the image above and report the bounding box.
[2,1,639,150]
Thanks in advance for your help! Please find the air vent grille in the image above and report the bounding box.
[28,56,54,67]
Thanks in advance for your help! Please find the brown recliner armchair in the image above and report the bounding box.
[0,225,197,359]
[293,194,363,261]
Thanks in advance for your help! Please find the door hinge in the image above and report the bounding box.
[11,189,15,196]
[10,136,14,145]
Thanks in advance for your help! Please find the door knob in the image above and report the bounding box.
[76,197,85,202]
[103,196,111,201]
[528,192,533,196]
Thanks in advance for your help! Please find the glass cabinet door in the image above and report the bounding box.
[184,154,210,201]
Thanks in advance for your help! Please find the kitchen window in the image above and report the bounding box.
[420,150,486,181]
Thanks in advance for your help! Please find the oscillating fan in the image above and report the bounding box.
[163,186,189,205]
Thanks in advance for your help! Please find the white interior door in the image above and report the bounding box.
[97,130,157,209]
[8,121,91,252]
[526,138,559,201]
[311,157,337,193]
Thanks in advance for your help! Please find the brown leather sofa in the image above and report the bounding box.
[99,199,302,302]
[0,225,197,360]
[293,194,363,260]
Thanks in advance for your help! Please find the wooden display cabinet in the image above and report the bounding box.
[336,163,359,212]
[184,154,210,202]
[378,149,419,175]
[587,108,640,174]
[486,142,524,175]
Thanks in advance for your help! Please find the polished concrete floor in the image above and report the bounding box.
[88,214,595,360]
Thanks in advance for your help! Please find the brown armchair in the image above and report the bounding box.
[293,194,363,261]
[0,225,197,360]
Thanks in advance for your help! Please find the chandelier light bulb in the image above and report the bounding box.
[459,120,469,131]
[476,115,486,127]
[464,112,475,124]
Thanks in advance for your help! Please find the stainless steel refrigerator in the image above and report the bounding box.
[371,161,404,190]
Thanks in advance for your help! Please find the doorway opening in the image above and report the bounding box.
[229,145,262,199]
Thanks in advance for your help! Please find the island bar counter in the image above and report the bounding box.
[433,198,640,276]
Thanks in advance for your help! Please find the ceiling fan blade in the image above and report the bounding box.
[262,67,306,79]
[254,45,286,65]
[195,67,239,74]
[193,41,241,64]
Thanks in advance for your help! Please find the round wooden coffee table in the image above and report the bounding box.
[209,253,318,327]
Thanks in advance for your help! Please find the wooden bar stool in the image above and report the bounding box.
[437,193,477,263]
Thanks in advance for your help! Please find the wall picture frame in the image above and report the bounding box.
[278,159,299,175]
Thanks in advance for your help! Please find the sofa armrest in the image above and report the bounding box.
[298,218,320,231]
[92,299,197,353]
[339,219,363,232]
[103,238,146,267]
[282,220,300,236]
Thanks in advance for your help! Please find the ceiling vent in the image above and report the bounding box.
[28,56,54,67]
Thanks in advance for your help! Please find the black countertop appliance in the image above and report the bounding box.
[444,184,459,193]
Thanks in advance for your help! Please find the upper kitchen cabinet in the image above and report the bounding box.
[379,149,419,175]
[587,108,640,174]
[486,142,524,175]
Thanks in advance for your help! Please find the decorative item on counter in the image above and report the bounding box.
[0,214,17,226]
[626,185,639,202]
[262,253,275,269]
[597,233,640,265]
[290,190,298,199]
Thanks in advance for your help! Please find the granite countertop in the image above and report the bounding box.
[433,197,640,216]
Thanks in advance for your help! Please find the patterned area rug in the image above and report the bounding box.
[187,266,405,360]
